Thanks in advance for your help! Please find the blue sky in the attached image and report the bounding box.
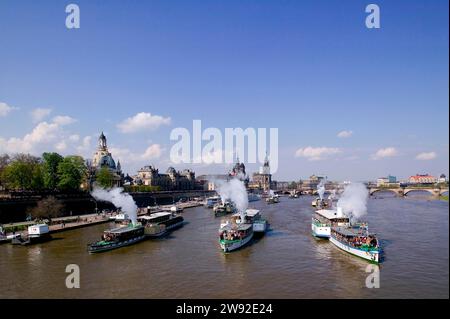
[0,0,448,181]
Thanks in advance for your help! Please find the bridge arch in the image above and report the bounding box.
[403,189,438,196]
[370,188,402,196]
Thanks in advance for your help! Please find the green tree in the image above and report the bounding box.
[96,166,114,188]
[30,196,64,220]
[0,154,10,188]
[0,154,43,190]
[57,156,87,191]
[0,154,10,172]
[42,152,63,190]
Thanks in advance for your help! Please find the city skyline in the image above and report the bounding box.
[0,0,448,181]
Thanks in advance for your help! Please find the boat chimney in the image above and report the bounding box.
[336,207,343,218]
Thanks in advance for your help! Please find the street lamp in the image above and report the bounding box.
[90,198,98,215]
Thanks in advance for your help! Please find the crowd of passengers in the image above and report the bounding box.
[333,232,378,248]
[219,230,244,241]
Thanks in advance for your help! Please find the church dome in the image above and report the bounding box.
[98,154,116,170]
[166,167,176,174]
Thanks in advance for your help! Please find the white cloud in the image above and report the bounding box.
[141,144,163,160]
[110,144,164,164]
[415,151,437,161]
[0,115,77,154]
[30,108,52,123]
[52,115,76,126]
[372,147,398,160]
[55,141,67,151]
[108,147,130,160]
[76,136,92,157]
[0,102,18,117]
[295,146,341,161]
[117,112,171,133]
[337,130,353,138]
[69,134,80,142]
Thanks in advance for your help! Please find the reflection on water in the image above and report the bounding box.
[0,196,448,299]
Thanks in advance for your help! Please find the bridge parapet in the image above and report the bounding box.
[369,186,448,197]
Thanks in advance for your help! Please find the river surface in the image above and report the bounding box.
[0,194,448,299]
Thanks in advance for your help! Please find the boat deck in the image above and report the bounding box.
[332,226,375,237]
[107,225,143,234]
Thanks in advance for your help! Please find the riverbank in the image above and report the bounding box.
[2,200,204,237]
[2,213,111,237]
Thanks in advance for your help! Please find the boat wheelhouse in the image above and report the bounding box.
[213,201,236,217]
[248,193,261,202]
[205,196,221,208]
[311,198,328,208]
[266,194,279,204]
[218,221,253,252]
[311,208,350,238]
[330,225,381,263]
[87,224,145,253]
[111,213,131,223]
[137,212,184,237]
[288,191,299,198]
[232,209,268,234]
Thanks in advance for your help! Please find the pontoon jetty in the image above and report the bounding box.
[11,224,52,246]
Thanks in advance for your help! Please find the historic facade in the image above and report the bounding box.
[135,166,195,190]
[250,155,273,191]
[89,132,123,187]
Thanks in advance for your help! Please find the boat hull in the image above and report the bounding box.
[163,220,184,232]
[219,233,253,252]
[88,235,146,253]
[11,233,52,246]
[330,236,380,263]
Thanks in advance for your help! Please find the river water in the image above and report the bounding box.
[0,194,448,299]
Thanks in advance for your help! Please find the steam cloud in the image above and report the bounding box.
[91,187,137,224]
[337,183,369,222]
[216,178,249,220]
[317,179,326,200]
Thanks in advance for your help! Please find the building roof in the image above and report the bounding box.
[315,209,348,220]
[98,154,116,170]
[138,212,171,220]
[245,209,261,217]
[107,225,142,234]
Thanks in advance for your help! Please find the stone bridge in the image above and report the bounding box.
[369,187,449,197]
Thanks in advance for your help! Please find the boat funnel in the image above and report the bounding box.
[336,207,344,218]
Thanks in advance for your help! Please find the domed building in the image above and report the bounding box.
[229,157,249,187]
[90,132,123,187]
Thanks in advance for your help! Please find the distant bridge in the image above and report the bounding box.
[369,186,448,197]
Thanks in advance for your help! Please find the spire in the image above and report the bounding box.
[264,151,270,166]
[98,131,107,150]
